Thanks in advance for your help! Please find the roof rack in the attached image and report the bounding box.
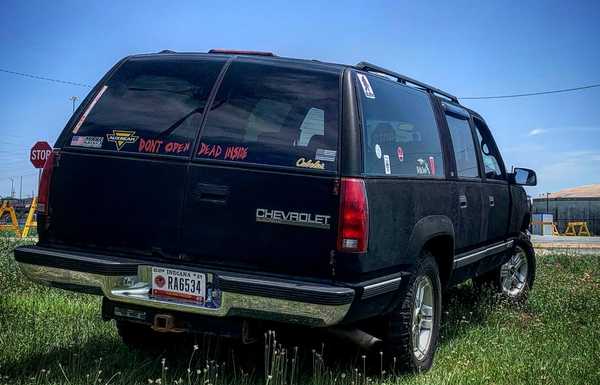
[208,49,275,57]
[355,61,458,103]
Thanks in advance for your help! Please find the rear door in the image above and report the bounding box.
[180,58,342,278]
[472,116,510,243]
[48,56,226,258]
[443,103,485,252]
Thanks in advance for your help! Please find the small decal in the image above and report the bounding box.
[256,208,331,229]
[154,275,166,288]
[70,135,103,148]
[139,139,191,154]
[357,73,376,99]
[72,85,108,134]
[296,158,325,170]
[197,142,248,161]
[315,148,337,162]
[416,158,432,175]
[383,154,391,175]
[397,146,404,162]
[106,130,139,151]
[198,142,223,158]
[428,156,436,176]
[375,144,382,159]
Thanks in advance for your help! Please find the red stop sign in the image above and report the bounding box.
[30,141,53,169]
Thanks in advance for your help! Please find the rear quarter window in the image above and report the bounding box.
[196,60,341,172]
[356,73,444,178]
[66,57,225,156]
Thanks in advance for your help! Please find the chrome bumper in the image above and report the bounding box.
[17,252,355,327]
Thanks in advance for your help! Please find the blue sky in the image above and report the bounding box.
[1,0,599,198]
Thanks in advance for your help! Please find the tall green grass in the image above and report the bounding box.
[1,236,599,385]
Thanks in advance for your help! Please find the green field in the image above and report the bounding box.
[1,236,599,385]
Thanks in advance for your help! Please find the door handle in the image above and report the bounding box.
[459,194,468,209]
[193,183,230,205]
[489,195,495,207]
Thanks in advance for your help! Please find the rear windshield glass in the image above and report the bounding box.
[67,58,225,156]
[357,73,444,177]
[196,60,340,171]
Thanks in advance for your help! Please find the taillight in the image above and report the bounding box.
[337,178,369,253]
[37,149,58,214]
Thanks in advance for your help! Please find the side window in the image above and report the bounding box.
[357,73,444,177]
[473,118,504,180]
[444,104,480,178]
[197,61,340,171]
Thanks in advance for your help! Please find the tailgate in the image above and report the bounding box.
[45,56,226,257]
[180,58,342,278]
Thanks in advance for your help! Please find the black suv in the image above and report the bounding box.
[15,50,537,372]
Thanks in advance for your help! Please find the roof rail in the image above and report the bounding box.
[208,49,275,57]
[355,61,458,102]
[158,50,176,54]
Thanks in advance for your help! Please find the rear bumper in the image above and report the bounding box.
[15,245,357,327]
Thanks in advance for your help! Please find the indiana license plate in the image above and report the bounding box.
[151,267,206,303]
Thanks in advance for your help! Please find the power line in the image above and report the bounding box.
[461,83,600,100]
[1,66,600,99]
[0,68,92,88]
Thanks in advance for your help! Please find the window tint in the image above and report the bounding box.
[474,119,504,180]
[445,111,479,178]
[197,61,340,171]
[69,58,225,156]
[358,73,444,177]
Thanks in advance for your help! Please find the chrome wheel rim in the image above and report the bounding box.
[411,276,434,361]
[500,246,529,297]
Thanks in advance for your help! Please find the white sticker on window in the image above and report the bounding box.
[375,144,382,159]
[357,73,375,99]
[72,85,108,134]
[315,148,336,162]
[383,154,391,175]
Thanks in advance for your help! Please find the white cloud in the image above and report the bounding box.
[528,128,548,136]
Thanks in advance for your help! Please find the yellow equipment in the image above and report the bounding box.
[21,197,38,238]
[0,200,21,237]
[564,221,592,236]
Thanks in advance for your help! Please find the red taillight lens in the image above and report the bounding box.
[337,178,369,252]
[37,149,57,214]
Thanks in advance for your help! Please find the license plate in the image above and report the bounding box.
[151,267,206,303]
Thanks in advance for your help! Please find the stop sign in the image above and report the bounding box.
[30,141,53,169]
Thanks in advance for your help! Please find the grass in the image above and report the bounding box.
[1,235,599,385]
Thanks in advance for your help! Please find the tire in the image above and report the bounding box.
[473,242,536,301]
[381,251,442,372]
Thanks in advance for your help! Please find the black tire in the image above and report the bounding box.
[381,251,442,372]
[473,242,536,302]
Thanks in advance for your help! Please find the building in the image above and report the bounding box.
[532,184,600,236]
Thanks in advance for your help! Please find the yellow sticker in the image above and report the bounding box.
[106,130,139,151]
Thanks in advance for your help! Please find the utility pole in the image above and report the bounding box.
[69,96,79,112]
[19,176,22,200]
[9,177,14,198]
[546,192,550,213]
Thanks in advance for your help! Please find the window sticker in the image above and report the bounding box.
[197,142,249,161]
[428,156,436,176]
[70,135,103,148]
[296,158,325,170]
[383,154,391,175]
[416,158,432,175]
[72,85,108,134]
[397,146,404,162]
[106,130,139,151]
[357,73,375,99]
[315,148,337,162]
[375,144,382,159]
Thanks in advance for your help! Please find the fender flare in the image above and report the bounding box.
[404,215,455,274]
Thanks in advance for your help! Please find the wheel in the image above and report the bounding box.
[381,251,442,372]
[473,243,536,301]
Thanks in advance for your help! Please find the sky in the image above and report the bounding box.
[1,0,599,198]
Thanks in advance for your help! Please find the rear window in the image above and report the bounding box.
[196,60,340,171]
[67,57,225,156]
[357,73,444,178]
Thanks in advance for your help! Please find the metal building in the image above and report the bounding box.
[532,184,600,236]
